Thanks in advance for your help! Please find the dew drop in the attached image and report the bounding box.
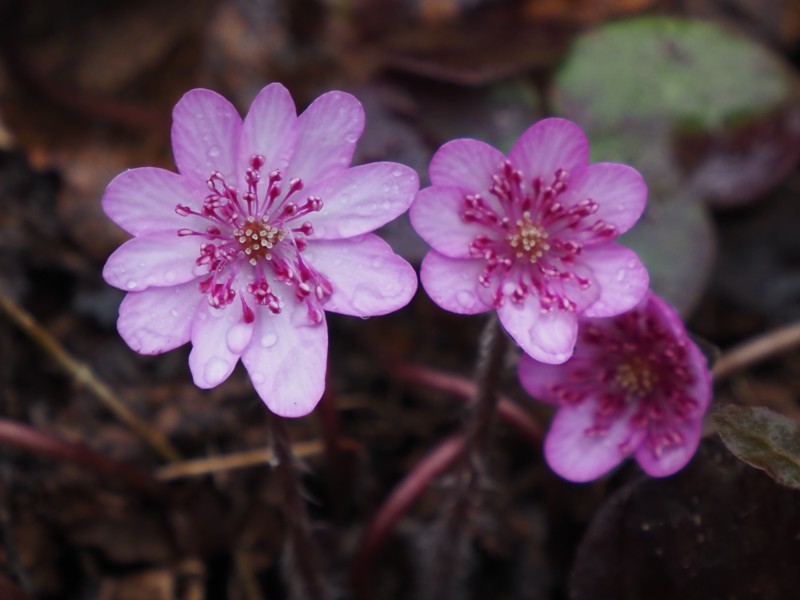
[370,257,383,269]
[391,167,403,177]
[616,269,626,282]
[226,323,252,354]
[204,357,229,385]
[208,146,220,158]
[164,270,176,283]
[456,290,474,308]
[345,132,358,143]
[169,308,179,317]
[260,333,278,348]
[126,280,137,290]
[382,184,391,193]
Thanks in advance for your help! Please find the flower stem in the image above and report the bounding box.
[425,313,507,598]
[268,413,330,600]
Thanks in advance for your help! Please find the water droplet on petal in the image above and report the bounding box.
[169,309,179,317]
[126,280,137,290]
[627,259,638,269]
[370,257,383,269]
[392,168,403,177]
[260,333,278,348]
[456,290,474,308]
[204,357,229,385]
[616,269,626,282]
[226,323,252,354]
[208,146,220,158]
[164,270,176,283]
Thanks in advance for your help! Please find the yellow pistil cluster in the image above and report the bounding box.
[235,216,286,266]
[614,357,658,399]
[507,211,550,263]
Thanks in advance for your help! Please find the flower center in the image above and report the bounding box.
[234,217,286,266]
[507,211,550,263]
[175,155,332,325]
[613,356,658,399]
[461,160,602,312]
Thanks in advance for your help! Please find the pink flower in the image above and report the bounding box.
[519,291,712,482]
[102,84,419,417]
[410,118,649,363]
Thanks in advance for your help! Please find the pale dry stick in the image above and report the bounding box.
[155,439,331,481]
[712,320,800,382]
[0,290,180,462]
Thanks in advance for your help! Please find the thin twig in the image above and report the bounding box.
[0,418,168,499]
[269,414,330,600]
[712,320,800,382]
[0,290,180,462]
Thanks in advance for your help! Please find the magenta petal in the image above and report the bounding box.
[241,303,328,417]
[239,83,297,176]
[419,252,491,315]
[305,163,418,239]
[581,244,649,318]
[428,138,505,194]
[103,232,203,291]
[508,118,589,181]
[498,298,577,364]
[545,400,639,482]
[562,163,647,238]
[409,186,484,258]
[635,419,702,477]
[287,91,364,186]
[517,352,583,405]
[308,235,417,317]
[171,89,242,183]
[102,167,199,235]
[117,283,199,354]
[189,302,252,389]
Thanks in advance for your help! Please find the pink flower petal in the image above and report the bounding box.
[508,118,589,182]
[117,282,199,354]
[545,400,642,482]
[171,89,243,184]
[102,167,199,235]
[238,83,297,176]
[428,138,506,194]
[305,163,418,239]
[409,186,484,258]
[581,243,649,318]
[419,252,492,315]
[498,298,577,364]
[517,352,586,405]
[287,91,364,187]
[635,419,702,477]
[560,163,647,239]
[103,232,204,292]
[189,301,253,389]
[308,234,417,317]
[241,301,328,417]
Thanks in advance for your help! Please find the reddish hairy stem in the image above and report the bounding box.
[350,434,465,600]
[0,418,168,500]
[392,362,544,443]
[269,414,330,600]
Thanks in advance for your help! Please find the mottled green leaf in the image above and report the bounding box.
[552,16,800,206]
[713,404,800,489]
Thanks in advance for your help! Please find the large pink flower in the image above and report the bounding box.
[410,118,649,363]
[102,84,418,417]
[519,292,713,482]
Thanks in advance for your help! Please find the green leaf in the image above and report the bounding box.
[713,404,800,489]
[552,16,800,206]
